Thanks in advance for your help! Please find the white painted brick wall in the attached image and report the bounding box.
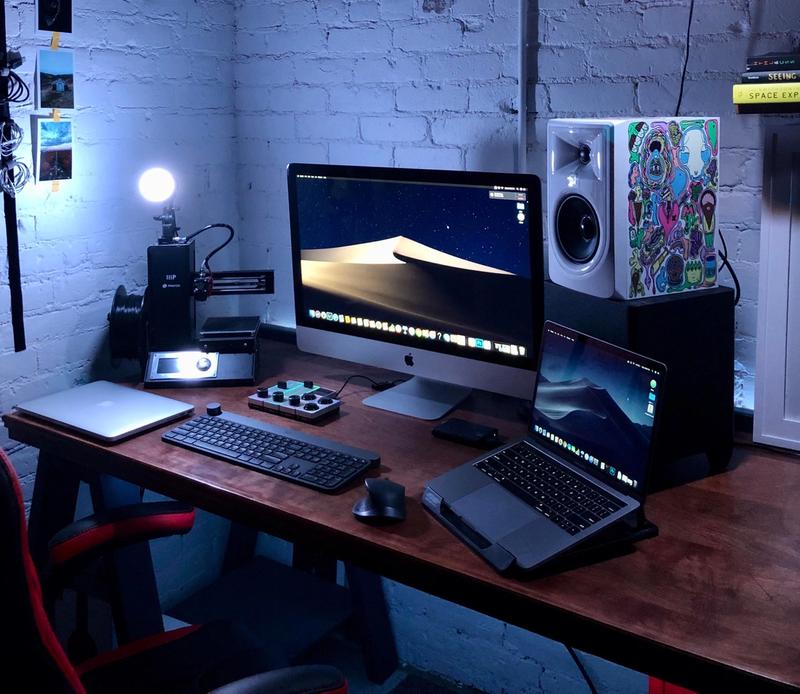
[0,0,238,606]
[233,0,520,324]
[1,0,241,421]
[533,0,800,409]
[234,0,800,410]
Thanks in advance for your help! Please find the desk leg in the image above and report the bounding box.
[345,563,398,684]
[89,475,164,644]
[291,547,398,683]
[27,451,80,573]
[293,544,337,583]
[222,523,258,575]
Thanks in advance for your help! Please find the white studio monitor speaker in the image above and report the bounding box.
[547,117,720,299]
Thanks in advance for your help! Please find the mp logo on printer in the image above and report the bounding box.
[162,273,180,289]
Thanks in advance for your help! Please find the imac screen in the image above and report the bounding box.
[289,165,541,371]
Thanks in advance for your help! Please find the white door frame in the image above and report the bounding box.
[754,123,800,450]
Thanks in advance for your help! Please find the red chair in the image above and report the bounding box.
[0,448,347,694]
[648,678,696,694]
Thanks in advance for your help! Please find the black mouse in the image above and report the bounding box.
[352,478,406,524]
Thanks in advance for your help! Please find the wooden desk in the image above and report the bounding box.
[5,341,800,692]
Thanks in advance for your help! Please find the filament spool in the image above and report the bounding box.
[107,285,148,361]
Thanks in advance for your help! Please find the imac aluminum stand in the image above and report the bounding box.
[363,377,471,420]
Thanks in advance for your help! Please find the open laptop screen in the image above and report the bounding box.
[529,322,665,495]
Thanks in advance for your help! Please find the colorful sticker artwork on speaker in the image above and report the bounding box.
[626,118,718,297]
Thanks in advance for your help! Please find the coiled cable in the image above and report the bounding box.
[0,159,30,197]
[0,120,24,157]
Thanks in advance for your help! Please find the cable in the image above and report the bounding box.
[185,223,235,274]
[674,0,695,117]
[0,120,24,157]
[0,159,30,197]
[565,645,598,694]
[1,70,31,105]
[673,0,735,304]
[717,229,741,305]
[331,374,405,398]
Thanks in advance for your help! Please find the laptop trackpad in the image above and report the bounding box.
[450,484,533,542]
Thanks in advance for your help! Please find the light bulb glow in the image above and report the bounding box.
[138,168,175,203]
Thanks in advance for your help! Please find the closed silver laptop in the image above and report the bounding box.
[15,380,194,443]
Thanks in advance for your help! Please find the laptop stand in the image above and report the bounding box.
[525,512,658,578]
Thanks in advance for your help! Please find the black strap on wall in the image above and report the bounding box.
[0,0,26,351]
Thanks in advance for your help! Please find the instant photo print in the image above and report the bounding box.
[37,0,73,33]
[33,117,73,182]
[37,48,74,110]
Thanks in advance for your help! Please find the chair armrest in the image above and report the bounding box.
[48,501,195,568]
[209,665,347,694]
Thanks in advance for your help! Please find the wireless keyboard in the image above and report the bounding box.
[163,411,380,493]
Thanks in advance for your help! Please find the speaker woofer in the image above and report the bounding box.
[555,194,601,264]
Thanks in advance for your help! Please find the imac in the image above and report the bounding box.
[287,163,544,419]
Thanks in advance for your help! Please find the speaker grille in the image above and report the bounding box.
[555,194,600,264]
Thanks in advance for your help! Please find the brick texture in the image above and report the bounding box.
[233,2,800,410]
[0,0,238,609]
[533,0,800,408]
[233,0,520,325]
[1,0,241,421]
[3,0,800,689]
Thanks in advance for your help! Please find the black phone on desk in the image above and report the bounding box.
[432,418,501,449]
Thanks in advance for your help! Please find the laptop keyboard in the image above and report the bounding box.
[163,412,379,493]
[475,441,626,535]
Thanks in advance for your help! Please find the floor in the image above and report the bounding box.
[164,606,482,694]
[300,629,485,694]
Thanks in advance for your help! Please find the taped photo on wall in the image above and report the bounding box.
[32,117,73,183]
[37,48,75,110]
[37,0,73,33]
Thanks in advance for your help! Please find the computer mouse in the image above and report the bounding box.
[352,477,406,524]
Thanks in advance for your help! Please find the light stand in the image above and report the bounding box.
[155,203,180,244]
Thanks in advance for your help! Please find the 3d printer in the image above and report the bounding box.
[108,168,273,387]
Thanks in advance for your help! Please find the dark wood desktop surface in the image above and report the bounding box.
[4,341,800,692]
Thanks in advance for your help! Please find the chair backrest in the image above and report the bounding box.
[0,448,85,694]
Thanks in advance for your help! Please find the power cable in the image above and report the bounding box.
[331,374,405,398]
[185,223,235,274]
[674,0,696,117]
[565,645,598,694]
[717,229,741,306]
